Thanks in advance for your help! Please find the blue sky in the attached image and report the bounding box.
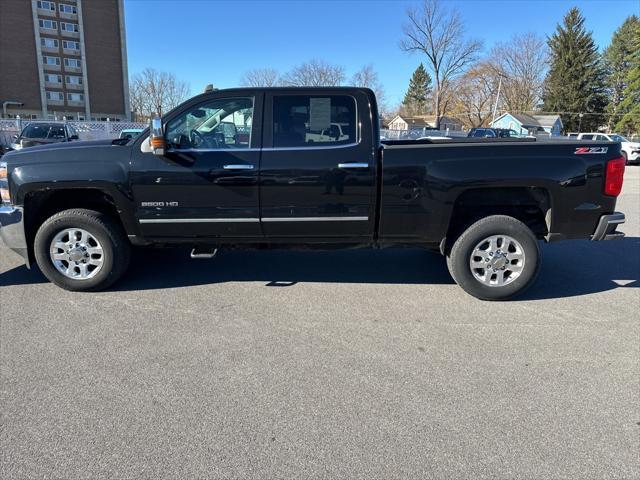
[124,0,639,106]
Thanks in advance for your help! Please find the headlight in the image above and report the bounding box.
[0,161,10,204]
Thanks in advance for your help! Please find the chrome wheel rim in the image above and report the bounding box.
[49,228,104,280]
[469,235,525,287]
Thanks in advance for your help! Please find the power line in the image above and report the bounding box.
[443,110,640,118]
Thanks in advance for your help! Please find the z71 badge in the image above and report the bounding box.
[575,147,608,154]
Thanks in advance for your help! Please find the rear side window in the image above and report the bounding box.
[272,95,356,148]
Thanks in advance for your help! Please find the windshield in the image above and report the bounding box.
[21,124,66,140]
[609,135,627,142]
[119,130,142,140]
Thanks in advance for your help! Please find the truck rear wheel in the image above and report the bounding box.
[34,209,131,291]
[446,215,540,301]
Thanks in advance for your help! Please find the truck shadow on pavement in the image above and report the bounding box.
[117,247,456,290]
[1,237,638,300]
[519,236,639,300]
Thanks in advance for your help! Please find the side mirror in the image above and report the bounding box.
[11,134,18,142]
[150,117,165,156]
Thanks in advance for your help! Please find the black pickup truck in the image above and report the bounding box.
[0,87,627,299]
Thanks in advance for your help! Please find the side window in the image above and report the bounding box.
[49,126,66,139]
[581,134,594,140]
[165,97,253,150]
[273,95,356,148]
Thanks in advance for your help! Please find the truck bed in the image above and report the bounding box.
[378,138,622,246]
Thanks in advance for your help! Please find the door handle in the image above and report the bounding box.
[223,164,254,170]
[337,163,369,169]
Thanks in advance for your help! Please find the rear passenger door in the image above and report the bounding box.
[259,90,377,240]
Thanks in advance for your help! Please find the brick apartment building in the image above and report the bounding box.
[0,0,130,121]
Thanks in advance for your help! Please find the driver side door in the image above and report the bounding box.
[130,92,263,241]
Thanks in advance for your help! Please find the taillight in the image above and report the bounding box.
[604,156,625,196]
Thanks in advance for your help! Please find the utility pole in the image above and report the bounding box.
[491,75,504,126]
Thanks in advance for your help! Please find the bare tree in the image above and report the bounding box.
[129,78,147,122]
[240,68,280,87]
[281,59,345,87]
[400,0,482,127]
[489,33,548,113]
[350,64,388,114]
[450,62,500,128]
[129,68,190,120]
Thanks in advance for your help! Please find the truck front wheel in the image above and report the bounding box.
[34,209,131,291]
[447,215,540,301]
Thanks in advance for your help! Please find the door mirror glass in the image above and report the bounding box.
[150,117,165,155]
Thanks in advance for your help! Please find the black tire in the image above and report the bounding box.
[34,209,131,291]
[446,215,540,301]
[622,151,628,165]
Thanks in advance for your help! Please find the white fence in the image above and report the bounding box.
[0,119,146,147]
[380,128,467,140]
[2,120,636,147]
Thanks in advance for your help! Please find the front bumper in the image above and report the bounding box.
[591,212,625,241]
[0,205,29,265]
[627,150,640,163]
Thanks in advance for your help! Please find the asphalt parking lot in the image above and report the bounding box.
[1,167,639,479]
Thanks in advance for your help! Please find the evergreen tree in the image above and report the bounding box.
[614,21,640,134]
[604,15,640,131]
[402,64,432,115]
[542,7,607,132]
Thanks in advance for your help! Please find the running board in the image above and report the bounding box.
[190,247,218,259]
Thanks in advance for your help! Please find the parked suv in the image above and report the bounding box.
[467,128,520,138]
[9,122,79,151]
[577,133,640,165]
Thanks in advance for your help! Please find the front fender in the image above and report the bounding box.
[7,147,140,237]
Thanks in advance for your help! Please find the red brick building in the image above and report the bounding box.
[0,0,130,120]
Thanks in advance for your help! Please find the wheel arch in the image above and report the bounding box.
[443,186,552,254]
[22,186,140,265]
